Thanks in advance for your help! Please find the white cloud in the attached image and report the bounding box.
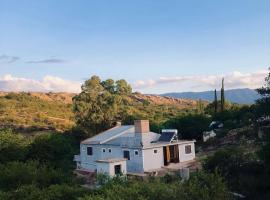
[0,69,268,93]
[0,75,81,93]
[133,69,269,92]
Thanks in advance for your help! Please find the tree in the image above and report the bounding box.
[73,76,131,136]
[256,68,270,115]
[115,79,132,95]
[0,129,29,164]
[27,133,76,170]
[214,89,218,114]
[164,114,211,140]
[221,78,225,112]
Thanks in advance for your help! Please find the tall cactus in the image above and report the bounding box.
[221,78,225,111]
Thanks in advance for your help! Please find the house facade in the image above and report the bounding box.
[74,120,195,176]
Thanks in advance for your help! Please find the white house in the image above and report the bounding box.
[74,120,195,176]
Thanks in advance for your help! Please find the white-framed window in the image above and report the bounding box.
[154,149,158,154]
[108,148,112,153]
[102,148,106,153]
[185,145,192,154]
[134,150,139,156]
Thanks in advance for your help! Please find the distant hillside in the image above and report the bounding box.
[0,92,201,132]
[161,88,260,104]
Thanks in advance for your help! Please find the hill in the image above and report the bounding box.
[0,92,202,132]
[161,88,259,104]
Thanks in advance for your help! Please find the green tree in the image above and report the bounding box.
[27,133,76,170]
[221,78,225,112]
[214,89,218,114]
[115,79,132,95]
[164,114,211,140]
[256,68,270,115]
[0,129,29,164]
[73,76,131,136]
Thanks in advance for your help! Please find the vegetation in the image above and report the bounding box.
[0,92,74,131]
[79,171,230,200]
[0,69,270,199]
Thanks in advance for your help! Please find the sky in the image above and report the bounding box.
[0,0,269,93]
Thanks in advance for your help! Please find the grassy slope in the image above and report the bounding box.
[0,93,74,131]
[0,92,204,132]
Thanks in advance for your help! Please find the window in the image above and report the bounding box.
[102,148,106,153]
[87,147,93,155]
[134,150,139,156]
[185,145,192,154]
[123,150,130,160]
[108,148,112,153]
[154,149,158,154]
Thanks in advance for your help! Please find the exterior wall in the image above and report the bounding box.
[97,160,127,176]
[142,147,164,172]
[178,142,195,162]
[96,162,110,174]
[108,161,127,176]
[79,143,143,173]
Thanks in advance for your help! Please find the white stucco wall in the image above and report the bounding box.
[142,147,164,172]
[79,144,143,173]
[97,160,126,176]
[178,142,195,162]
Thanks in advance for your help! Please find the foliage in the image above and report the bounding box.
[221,78,225,112]
[0,92,74,131]
[0,184,90,200]
[203,146,270,199]
[256,68,270,116]
[0,129,29,164]
[0,161,71,191]
[27,133,77,170]
[73,76,131,136]
[163,114,211,139]
[80,172,230,200]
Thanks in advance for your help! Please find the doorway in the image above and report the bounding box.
[114,164,121,175]
[163,145,179,166]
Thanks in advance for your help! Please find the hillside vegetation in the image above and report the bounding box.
[0,91,203,133]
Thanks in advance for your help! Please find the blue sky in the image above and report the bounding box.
[0,0,269,93]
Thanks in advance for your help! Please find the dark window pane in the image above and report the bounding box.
[87,147,93,155]
[123,150,130,160]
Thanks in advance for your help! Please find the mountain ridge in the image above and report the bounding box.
[161,88,260,104]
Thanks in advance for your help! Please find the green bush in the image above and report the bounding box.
[0,161,71,191]
[0,129,29,164]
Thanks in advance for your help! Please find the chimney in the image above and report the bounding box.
[134,120,149,133]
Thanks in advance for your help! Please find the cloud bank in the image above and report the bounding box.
[0,70,268,93]
[133,70,269,92]
[0,75,81,93]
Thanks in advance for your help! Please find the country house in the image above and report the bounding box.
[74,120,195,176]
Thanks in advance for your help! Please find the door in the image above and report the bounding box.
[163,145,179,165]
[163,146,170,166]
[114,164,121,175]
[170,145,179,163]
